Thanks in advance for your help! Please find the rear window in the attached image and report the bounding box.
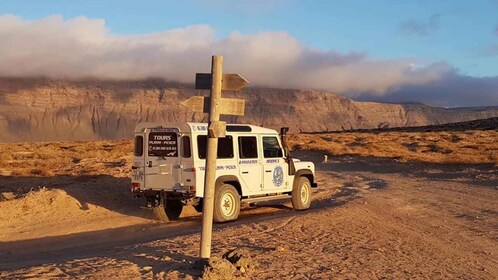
[197,135,233,159]
[134,136,143,156]
[148,131,178,157]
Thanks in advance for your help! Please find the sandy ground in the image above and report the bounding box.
[1,151,497,279]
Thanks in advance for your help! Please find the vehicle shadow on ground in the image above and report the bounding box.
[0,172,364,274]
[293,150,498,188]
[0,174,152,220]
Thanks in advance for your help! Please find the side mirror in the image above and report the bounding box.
[280,127,290,158]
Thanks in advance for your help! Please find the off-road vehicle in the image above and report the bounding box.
[131,122,317,222]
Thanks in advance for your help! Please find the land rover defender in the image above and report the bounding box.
[131,122,317,222]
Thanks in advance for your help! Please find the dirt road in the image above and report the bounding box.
[1,151,497,279]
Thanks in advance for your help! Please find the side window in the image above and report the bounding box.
[181,136,191,158]
[197,135,234,159]
[238,136,258,159]
[218,136,234,158]
[134,136,143,156]
[198,136,207,159]
[262,136,283,158]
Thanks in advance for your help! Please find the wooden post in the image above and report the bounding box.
[189,56,248,261]
[200,55,223,259]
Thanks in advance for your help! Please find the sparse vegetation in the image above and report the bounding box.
[289,130,498,165]
[1,130,496,179]
[0,140,133,177]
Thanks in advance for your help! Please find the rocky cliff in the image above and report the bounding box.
[1,78,497,142]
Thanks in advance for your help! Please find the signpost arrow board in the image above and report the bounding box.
[195,73,249,91]
[222,73,250,91]
[218,97,245,115]
[181,96,245,116]
[195,73,212,90]
[180,96,208,113]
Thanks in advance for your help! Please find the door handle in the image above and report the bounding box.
[242,171,249,174]
[265,170,272,173]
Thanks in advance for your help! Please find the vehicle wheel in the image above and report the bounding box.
[165,199,183,220]
[193,199,203,213]
[152,200,183,222]
[213,183,240,223]
[152,205,168,222]
[292,176,312,210]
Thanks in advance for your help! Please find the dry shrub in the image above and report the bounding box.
[0,140,133,177]
[289,130,498,165]
[0,130,496,178]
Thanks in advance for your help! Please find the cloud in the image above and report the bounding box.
[356,71,498,107]
[477,25,498,56]
[481,37,498,56]
[399,14,441,37]
[0,15,450,92]
[0,15,497,107]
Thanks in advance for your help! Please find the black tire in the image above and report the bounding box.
[152,199,183,222]
[165,200,183,220]
[193,199,203,213]
[292,176,312,210]
[213,183,240,223]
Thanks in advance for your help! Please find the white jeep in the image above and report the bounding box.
[131,122,317,222]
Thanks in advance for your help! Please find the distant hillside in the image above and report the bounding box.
[1,78,498,142]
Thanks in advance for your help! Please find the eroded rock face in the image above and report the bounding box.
[1,78,497,142]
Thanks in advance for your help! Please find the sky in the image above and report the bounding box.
[0,0,497,107]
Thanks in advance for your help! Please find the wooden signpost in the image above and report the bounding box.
[181,96,246,116]
[195,73,249,91]
[183,55,249,260]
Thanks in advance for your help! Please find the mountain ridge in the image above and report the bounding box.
[1,78,497,142]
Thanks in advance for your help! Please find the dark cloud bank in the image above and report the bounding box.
[355,72,498,107]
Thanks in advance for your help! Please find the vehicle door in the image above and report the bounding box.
[261,135,290,192]
[237,135,263,194]
[144,127,182,190]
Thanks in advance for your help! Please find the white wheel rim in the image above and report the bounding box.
[301,183,310,205]
[221,192,236,217]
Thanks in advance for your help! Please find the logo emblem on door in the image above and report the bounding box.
[272,166,284,187]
